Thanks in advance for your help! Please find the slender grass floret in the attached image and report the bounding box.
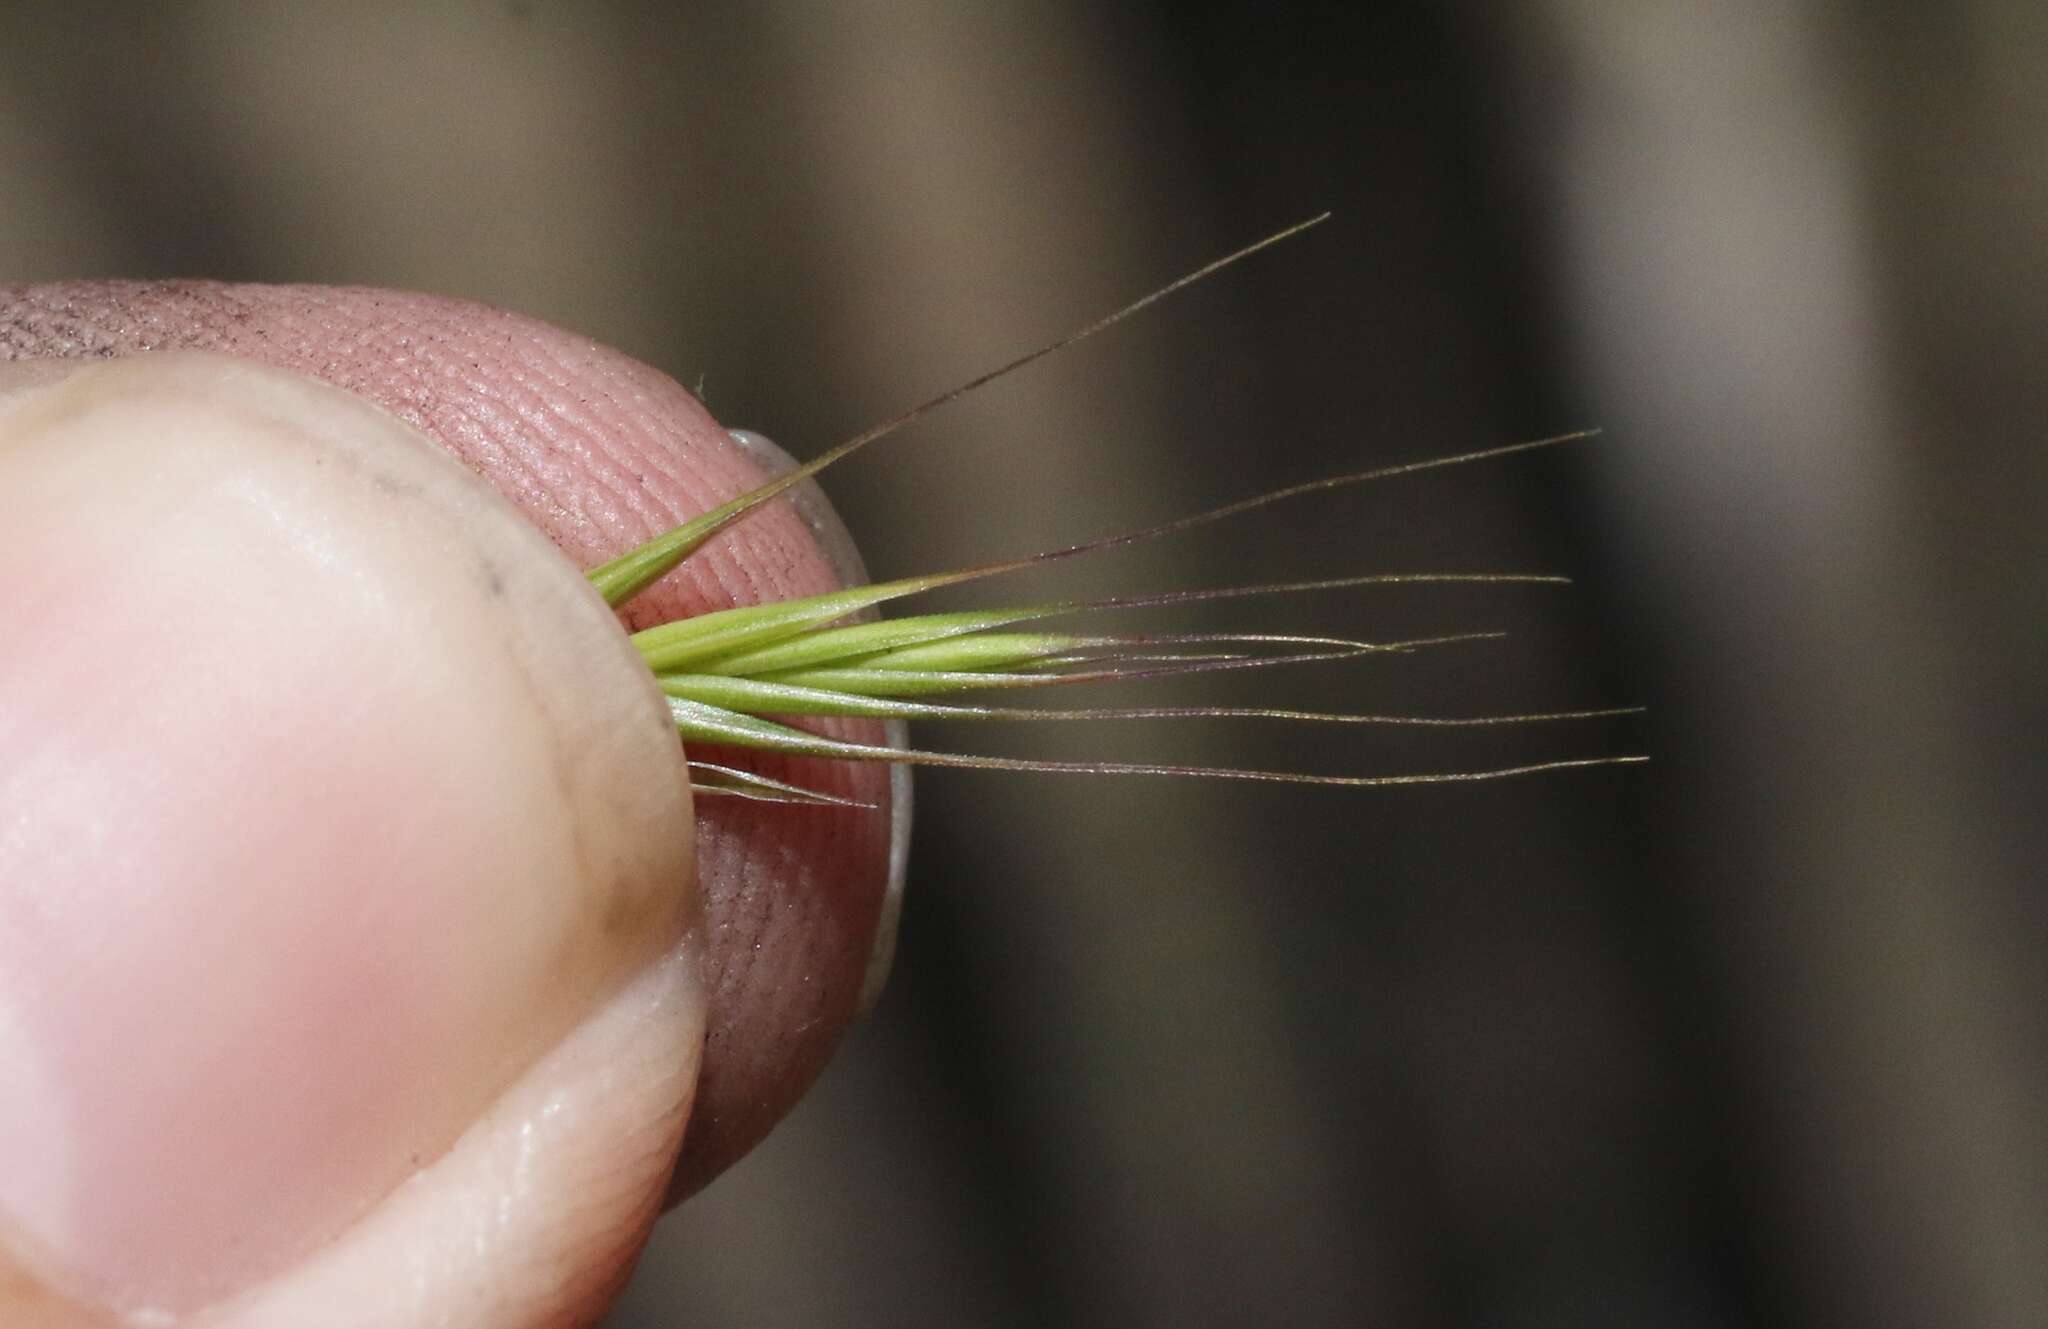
[591,216,1645,804]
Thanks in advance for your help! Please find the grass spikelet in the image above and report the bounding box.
[593,217,1644,797]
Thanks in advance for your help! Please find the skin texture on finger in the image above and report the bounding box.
[0,282,899,1199]
[197,945,706,1329]
[0,1249,108,1329]
[0,355,700,1322]
[0,942,706,1329]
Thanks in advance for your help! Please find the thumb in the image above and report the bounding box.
[0,290,901,1325]
[0,350,701,1324]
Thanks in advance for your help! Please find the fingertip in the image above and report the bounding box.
[2,280,903,1216]
[0,353,699,1318]
[199,939,708,1329]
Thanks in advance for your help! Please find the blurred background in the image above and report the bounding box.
[3,2,2042,1326]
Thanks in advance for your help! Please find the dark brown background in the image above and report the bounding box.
[2,3,2041,1326]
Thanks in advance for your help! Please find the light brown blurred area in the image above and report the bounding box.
[3,3,2043,1326]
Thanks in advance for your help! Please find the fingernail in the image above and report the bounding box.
[723,429,911,1012]
[0,354,694,1316]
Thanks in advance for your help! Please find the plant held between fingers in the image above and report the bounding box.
[589,216,1645,804]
